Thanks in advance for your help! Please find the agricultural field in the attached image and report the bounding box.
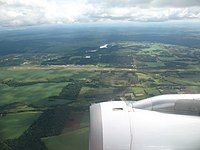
[1,39,200,150]
[42,112,89,150]
[0,113,41,140]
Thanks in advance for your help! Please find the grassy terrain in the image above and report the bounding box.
[42,113,89,150]
[0,69,80,82]
[0,83,67,105]
[43,127,89,150]
[0,113,41,140]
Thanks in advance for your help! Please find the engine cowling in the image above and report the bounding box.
[89,94,200,150]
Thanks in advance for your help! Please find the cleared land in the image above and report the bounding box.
[42,112,89,150]
[1,41,200,149]
[0,112,41,140]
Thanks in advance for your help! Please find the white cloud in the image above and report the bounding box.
[0,0,90,26]
[88,0,200,8]
[0,0,200,27]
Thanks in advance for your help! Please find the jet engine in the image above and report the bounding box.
[89,94,200,150]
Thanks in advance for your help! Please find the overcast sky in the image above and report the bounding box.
[0,0,200,27]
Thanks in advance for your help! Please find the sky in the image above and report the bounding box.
[0,0,200,27]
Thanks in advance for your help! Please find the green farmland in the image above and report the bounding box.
[0,113,41,140]
[1,41,200,150]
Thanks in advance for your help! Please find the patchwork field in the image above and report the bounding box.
[42,112,89,150]
[1,41,200,149]
[0,112,41,140]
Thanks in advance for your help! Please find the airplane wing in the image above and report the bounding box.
[89,94,200,150]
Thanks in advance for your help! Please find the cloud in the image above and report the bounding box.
[88,0,200,8]
[86,7,200,22]
[0,0,200,27]
[0,0,90,26]
[151,0,200,8]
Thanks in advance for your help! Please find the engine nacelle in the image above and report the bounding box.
[89,94,200,150]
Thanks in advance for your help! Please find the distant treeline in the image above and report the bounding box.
[1,77,103,88]
[1,78,74,87]
[49,82,82,101]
